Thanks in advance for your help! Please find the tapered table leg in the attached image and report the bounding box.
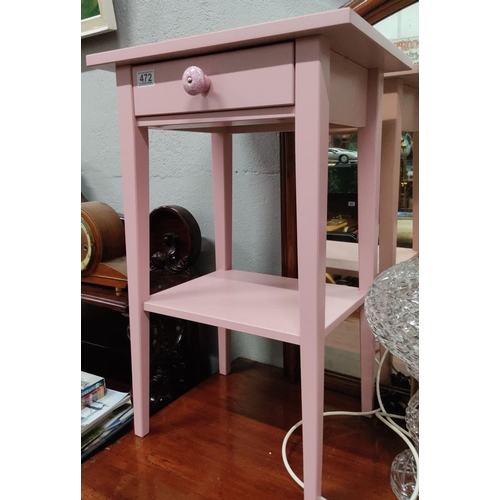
[357,68,384,413]
[295,35,330,500]
[116,65,151,437]
[212,130,233,375]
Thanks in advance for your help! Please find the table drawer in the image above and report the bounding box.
[133,42,295,116]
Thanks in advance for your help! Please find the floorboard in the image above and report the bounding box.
[81,358,407,499]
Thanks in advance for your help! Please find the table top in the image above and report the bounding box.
[87,8,412,73]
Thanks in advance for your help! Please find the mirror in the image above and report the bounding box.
[326,129,416,249]
[280,1,419,388]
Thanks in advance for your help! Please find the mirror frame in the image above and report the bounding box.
[280,0,418,384]
[341,0,418,24]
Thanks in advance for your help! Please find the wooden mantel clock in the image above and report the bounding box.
[81,200,128,293]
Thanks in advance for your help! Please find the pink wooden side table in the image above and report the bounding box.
[87,8,411,499]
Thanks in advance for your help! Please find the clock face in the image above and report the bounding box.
[81,218,95,271]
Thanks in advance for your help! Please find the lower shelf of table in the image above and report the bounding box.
[143,269,365,345]
[326,240,418,277]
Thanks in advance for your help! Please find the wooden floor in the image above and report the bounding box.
[81,358,407,499]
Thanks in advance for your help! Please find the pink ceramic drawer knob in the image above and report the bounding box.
[182,66,211,95]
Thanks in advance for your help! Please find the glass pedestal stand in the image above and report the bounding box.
[391,389,419,499]
[365,257,419,500]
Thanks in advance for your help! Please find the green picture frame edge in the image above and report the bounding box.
[81,0,117,39]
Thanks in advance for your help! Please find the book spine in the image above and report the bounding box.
[81,385,106,408]
[81,378,105,398]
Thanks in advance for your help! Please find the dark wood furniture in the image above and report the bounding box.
[81,203,211,413]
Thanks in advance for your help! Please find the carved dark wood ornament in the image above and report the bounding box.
[151,232,190,274]
[149,205,202,294]
[150,315,187,409]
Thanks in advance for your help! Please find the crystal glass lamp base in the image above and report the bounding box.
[390,448,418,500]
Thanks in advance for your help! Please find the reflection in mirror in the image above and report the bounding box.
[324,3,419,383]
[374,2,419,64]
[327,130,415,249]
[281,1,419,386]
[327,134,358,246]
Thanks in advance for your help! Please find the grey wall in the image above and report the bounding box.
[81,0,345,373]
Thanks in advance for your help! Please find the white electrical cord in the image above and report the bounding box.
[281,349,419,500]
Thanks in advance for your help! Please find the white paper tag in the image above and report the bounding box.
[137,70,155,87]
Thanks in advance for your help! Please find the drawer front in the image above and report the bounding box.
[133,42,295,116]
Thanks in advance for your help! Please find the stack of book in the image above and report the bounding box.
[81,372,106,408]
[81,371,134,460]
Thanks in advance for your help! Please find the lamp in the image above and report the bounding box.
[364,256,419,500]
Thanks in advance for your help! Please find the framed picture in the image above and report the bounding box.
[81,0,117,39]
